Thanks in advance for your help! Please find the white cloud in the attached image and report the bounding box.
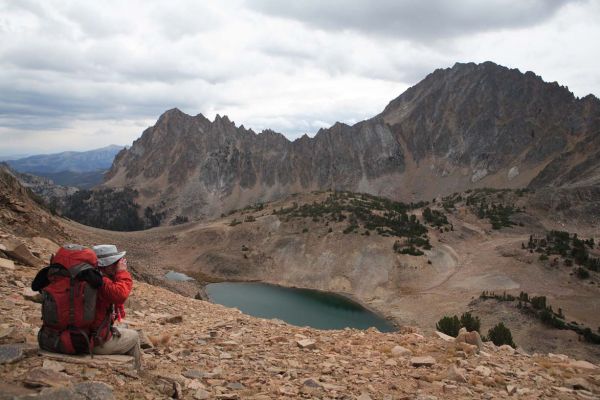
[0,0,598,156]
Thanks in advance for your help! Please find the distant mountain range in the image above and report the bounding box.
[100,62,600,224]
[8,145,124,188]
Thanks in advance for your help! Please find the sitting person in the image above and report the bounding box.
[92,244,142,370]
[32,243,142,370]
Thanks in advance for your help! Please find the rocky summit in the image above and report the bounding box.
[102,62,600,223]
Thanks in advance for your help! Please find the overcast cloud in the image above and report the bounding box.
[0,0,599,156]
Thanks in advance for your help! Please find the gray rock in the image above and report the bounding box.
[302,378,322,389]
[227,382,244,390]
[20,387,85,400]
[0,344,23,365]
[73,382,114,400]
[193,389,211,400]
[183,369,206,379]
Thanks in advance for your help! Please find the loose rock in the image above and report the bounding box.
[391,345,412,357]
[0,344,23,364]
[73,381,115,400]
[0,257,15,270]
[411,356,436,367]
[296,338,316,349]
[23,367,71,388]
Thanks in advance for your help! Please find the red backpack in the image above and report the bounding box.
[35,244,103,355]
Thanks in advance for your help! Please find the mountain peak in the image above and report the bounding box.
[103,61,600,222]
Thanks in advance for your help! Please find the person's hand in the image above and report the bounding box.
[116,258,128,271]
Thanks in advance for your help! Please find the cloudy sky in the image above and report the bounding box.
[1,0,599,157]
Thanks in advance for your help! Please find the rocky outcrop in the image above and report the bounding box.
[102,62,600,223]
[3,164,79,205]
[0,165,69,241]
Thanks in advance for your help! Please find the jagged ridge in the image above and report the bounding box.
[103,61,600,223]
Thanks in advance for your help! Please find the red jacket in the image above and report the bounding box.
[93,270,133,343]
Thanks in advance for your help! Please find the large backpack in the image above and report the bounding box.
[37,244,103,355]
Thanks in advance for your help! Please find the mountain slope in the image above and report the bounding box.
[381,61,600,188]
[103,62,600,222]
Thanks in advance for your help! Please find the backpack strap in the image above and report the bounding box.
[69,263,94,278]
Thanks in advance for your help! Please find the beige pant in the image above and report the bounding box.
[93,327,142,370]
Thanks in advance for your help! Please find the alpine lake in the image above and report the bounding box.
[205,282,396,332]
[165,271,395,332]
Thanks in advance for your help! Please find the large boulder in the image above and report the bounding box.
[455,327,483,351]
[0,238,43,267]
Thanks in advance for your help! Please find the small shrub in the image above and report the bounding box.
[172,215,189,225]
[487,322,516,348]
[460,312,481,333]
[436,315,461,337]
[530,296,547,310]
[576,267,590,280]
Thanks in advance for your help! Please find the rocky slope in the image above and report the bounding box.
[2,255,600,399]
[1,163,79,205]
[103,61,600,222]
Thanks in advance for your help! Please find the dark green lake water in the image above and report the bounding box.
[205,282,395,332]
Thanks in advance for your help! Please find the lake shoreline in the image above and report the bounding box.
[203,280,401,332]
[161,268,402,331]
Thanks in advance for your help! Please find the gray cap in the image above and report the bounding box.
[93,244,126,267]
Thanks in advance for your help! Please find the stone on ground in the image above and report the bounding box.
[434,331,454,341]
[455,328,483,350]
[0,257,15,270]
[391,345,412,357]
[0,343,23,364]
[0,238,43,267]
[22,367,71,388]
[296,338,316,349]
[22,287,43,303]
[42,359,66,372]
[73,381,115,400]
[569,359,599,370]
[446,365,467,383]
[565,377,593,392]
[39,350,134,368]
[193,388,211,400]
[410,356,436,367]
